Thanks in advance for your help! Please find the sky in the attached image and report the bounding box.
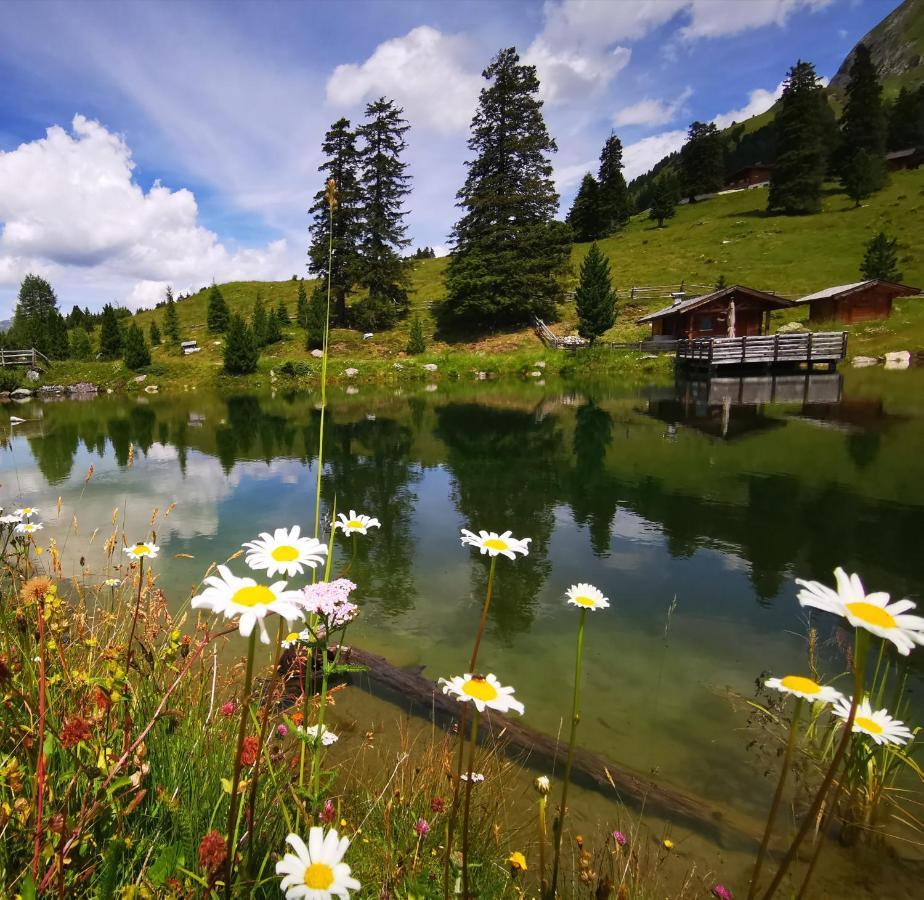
[0,0,898,317]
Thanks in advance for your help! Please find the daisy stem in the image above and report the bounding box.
[245,617,286,868]
[123,554,145,752]
[548,607,586,900]
[225,628,257,898]
[538,794,549,896]
[468,555,497,672]
[32,591,46,879]
[311,635,331,803]
[747,697,803,900]
[461,707,480,900]
[760,628,868,900]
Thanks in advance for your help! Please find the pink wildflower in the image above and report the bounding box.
[613,831,627,847]
[301,579,359,627]
[712,886,733,900]
[320,798,336,824]
[277,723,289,738]
[415,818,430,837]
[220,701,235,717]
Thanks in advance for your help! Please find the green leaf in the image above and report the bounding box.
[148,844,181,886]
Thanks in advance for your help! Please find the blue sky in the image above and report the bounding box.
[0,0,897,315]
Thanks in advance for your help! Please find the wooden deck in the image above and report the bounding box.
[676,331,847,371]
[0,348,51,371]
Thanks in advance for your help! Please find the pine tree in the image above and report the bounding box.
[887,85,924,151]
[296,282,310,328]
[861,231,902,282]
[308,119,363,325]
[10,274,59,353]
[46,310,70,359]
[649,173,678,227]
[715,273,728,291]
[251,297,268,347]
[264,304,282,344]
[123,322,151,370]
[574,243,616,343]
[839,43,887,196]
[275,298,291,325]
[566,174,602,242]
[98,304,123,359]
[304,285,327,351]
[597,134,631,232]
[681,121,724,201]
[406,314,426,354]
[356,98,412,329]
[441,47,571,332]
[768,61,828,215]
[67,305,85,330]
[69,327,92,361]
[223,313,259,374]
[163,289,180,342]
[207,283,230,333]
[149,320,161,346]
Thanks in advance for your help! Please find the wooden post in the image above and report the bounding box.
[807,331,814,367]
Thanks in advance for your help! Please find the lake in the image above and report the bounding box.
[3,368,923,895]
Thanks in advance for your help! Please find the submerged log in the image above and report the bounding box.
[340,644,758,850]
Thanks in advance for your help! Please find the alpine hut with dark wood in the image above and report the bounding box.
[795,280,921,325]
[636,285,794,340]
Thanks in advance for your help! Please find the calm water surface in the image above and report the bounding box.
[3,369,923,891]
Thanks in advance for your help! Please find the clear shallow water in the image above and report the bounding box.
[3,370,924,889]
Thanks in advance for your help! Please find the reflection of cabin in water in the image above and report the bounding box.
[637,285,793,340]
[794,280,921,325]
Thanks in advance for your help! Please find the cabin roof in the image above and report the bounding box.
[636,285,793,324]
[795,279,921,304]
[886,148,918,160]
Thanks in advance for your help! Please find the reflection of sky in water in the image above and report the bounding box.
[2,372,924,826]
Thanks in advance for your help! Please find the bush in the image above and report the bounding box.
[69,327,93,361]
[0,369,22,392]
[278,360,314,377]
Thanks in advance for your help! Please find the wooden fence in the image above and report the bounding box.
[0,348,51,370]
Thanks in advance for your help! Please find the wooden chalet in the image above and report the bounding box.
[636,285,793,340]
[795,279,921,325]
[724,163,773,190]
[886,148,923,172]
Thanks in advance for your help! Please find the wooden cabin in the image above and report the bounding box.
[795,280,921,325]
[886,148,922,172]
[724,164,773,190]
[637,285,794,340]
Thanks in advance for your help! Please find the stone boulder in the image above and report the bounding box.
[11,388,32,398]
[133,374,147,383]
[25,369,41,382]
[851,356,880,368]
[66,383,98,394]
[311,349,324,359]
[144,385,159,394]
[884,351,911,370]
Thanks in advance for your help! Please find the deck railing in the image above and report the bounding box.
[676,332,848,368]
[0,348,51,370]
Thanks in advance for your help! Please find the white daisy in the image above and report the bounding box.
[0,513,23,525]
[14,507,39,518]
[566,583,610,611]
[276,828,360,899]
[191,565,305,644]
[796,567,924,655]
[460,772,485,784]
[243,526,327,578]
[124,542,159,560]
[104,578,121,587]
[335,511,381,536]
[298,723,339,746]
[282,628,312,649]
[439,673,525,715]
[765,675,843,705]
[15,522,43,535]
[832,696,914,746]
[459,529,531,560]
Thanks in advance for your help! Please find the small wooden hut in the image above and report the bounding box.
[795,280,920,325]
[724,164,773,190]
[636,285,794,340]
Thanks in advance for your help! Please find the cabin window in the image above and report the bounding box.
[698,315,713,332]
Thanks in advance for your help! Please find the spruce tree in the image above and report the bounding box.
[441,47,571,332]
[275,298,291,325]
[264,304,282,344]
[207,283,230,332]
[46,310,70,359]
[123,322,151,370]
[597,134,631,231]
[566,174,602,242]
[406,314,426,354]
[163,289,180,342]
[69,327,92,361]
[296,282,310,328]
[251,296,268,347]
[574,243,616,343]
[67,305,85,330]
[98,304,123,359]
[649,173,678,227]
[10,274,59,353]
[149,320,161,346]
[768,61,828,215]
[887,85,924,151]
[681,121,724,201]
[304,285,327,351]
[861,231,902,282]
[223,313,259,374]
[839,43,887,195]
[308,119,363,325]
[356,98,412,329]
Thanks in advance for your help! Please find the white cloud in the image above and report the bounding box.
[614,87,693,127]
[327,26,482,134]
[0,115,295,312]
[711,81,784,128]
[622,130,688,181]
[554,159,598,193]
[679,0,833,41]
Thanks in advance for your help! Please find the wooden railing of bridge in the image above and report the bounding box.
[0,348,52,370]
[676,331,848,370]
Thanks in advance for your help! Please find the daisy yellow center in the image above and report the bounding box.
[231,585,276,608]
[462,679,499,702]
[131,545,151,556]
[304,862,334,889]
[854,716,884,735]
[846,602,896,630]
[573,595,597,608]
[271,545,300,562]
[780,676,821,695]
[483,538,508,551]
[347,520,363,529]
